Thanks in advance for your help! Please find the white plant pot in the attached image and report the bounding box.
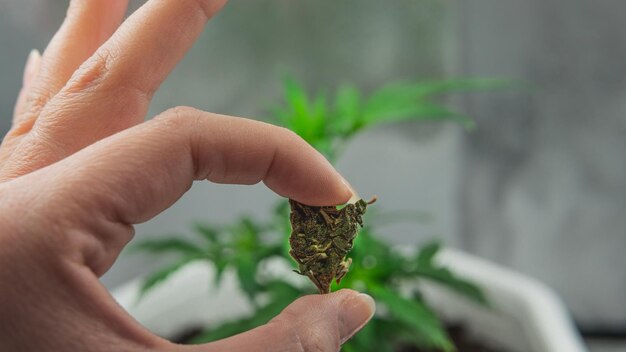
[111,248,587,352]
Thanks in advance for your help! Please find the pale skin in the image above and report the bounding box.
[0,1,375,351]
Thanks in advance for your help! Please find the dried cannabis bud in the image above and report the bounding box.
[289,197,376,294]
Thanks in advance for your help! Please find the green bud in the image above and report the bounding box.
[288,197,376,294]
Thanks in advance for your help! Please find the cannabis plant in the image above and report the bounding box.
[132,77,505,351]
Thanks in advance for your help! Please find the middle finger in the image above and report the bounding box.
[1,0,229,181]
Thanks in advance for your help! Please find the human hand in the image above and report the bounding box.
[0,1,375,351]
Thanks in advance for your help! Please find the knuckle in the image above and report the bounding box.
[25,91,51,117]
[154,105,206,151]
[166,105,202,119]
[194,0,214,19]
[65,48,117,94]
[63,47,155,108]
[189,0,222,20]
[155,106,203,127]
[11,89,55,132]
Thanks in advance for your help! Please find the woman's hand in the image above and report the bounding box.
[0,1,374,350]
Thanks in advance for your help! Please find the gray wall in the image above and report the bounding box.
[1,0,624,329]
[458,0,626,328]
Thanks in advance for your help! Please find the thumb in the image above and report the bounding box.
[188,290,375,352]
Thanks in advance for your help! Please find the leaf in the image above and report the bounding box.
[258,244,284,259]
[369,285,455,352]
[137,257,198,301]
[231,217,260,250]
[191,319,251,344]
[369,78,513,101]
[212,254,230,285]
[192,300,286,343]
[280,78,315,139]
[264,280,303,301]
[360,78,514,132]
[362,102,475,130]
[191,284,301,344]
[224,216,288,299]
[330,84,361,135]
[340,229,405,288]
[411,241,488,306]
[312,91,329,130]
[130,238,205,257]
[194,223,220,244]
[194,225,232,285]
[416,241,442,267]
[410,78,515,97]
[283,77,311,122]
[272,199,290,218]
[272,77,332,150]
[235,253,261,300]
[415,266,488,306]
[344,318,396,352]
[271,200,291,238]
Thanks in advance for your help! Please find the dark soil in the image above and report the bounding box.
[172,323,508,351]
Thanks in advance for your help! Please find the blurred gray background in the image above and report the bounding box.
[1,0,625,340]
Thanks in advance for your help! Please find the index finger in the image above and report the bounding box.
[24,107,351,275]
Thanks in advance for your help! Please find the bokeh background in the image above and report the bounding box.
[1,0,625,349]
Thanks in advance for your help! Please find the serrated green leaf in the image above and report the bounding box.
[137,257,198,301]
[130,238,205,257]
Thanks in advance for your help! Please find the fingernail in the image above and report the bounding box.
[338,174,361,204]
[338,293,376,343]
[23,49,41,87]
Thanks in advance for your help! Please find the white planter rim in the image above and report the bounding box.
[111,248,587,352]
